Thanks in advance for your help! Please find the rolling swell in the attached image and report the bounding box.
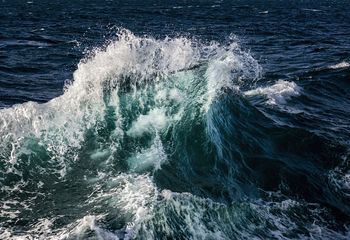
[0,29,349,239]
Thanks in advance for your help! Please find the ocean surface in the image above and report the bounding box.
[1,0,350,239]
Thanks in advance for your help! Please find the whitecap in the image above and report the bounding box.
[328,61,350,69]
[259,10,269,14]
[302,8,323,12]
[244,80,301,105]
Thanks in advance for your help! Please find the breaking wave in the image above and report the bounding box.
[0,29,349,239]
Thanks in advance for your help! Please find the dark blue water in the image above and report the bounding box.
[1,0,350,239]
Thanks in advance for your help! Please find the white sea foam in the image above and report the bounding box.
[81,171,348,239]
[302,8,323,12]
[328,61,350,69]
[130,187,348,239]
[127,108,168,137]
[69,215,119,240]
[84,173,157,239]
[168,88,184,102]
[2,171,347,239]
[127,134,167,172]
[204,42,261,110]
[244,80,301,105]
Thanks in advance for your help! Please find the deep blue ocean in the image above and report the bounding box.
[1,0,350,239]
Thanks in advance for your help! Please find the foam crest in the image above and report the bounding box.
[244,80,301,105]
[328,61,350,69]
[204,42,261,110]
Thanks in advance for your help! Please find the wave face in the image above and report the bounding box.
[1,28,350,239]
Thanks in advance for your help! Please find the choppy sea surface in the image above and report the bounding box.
[1,0,350,239]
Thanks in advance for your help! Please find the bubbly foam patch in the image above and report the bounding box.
[127,108,168,137]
